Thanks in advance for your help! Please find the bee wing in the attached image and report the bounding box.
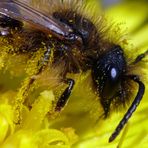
[0,0,73,39]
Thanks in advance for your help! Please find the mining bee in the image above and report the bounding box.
[0,0,147,143]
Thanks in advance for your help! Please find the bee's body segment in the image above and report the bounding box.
[0,0,147,143]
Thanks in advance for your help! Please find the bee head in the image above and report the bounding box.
[92,45,127,116]
[92,45,146,142]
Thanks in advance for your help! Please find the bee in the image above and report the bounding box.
[0,0,147,143]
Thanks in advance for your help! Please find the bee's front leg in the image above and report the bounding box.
[55,78,75,111]
[133,50,148,64]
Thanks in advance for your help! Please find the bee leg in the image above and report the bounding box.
[101,99,111,118]
[109,75,145,142]
[55,78,75,111]
[14,46,51,124]
[133,50,148,64]
[102,90,123,118]
[41,47,51,66]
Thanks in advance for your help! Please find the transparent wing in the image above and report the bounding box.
[0,0,73,39]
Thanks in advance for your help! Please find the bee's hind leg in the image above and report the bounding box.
[55,78,75,111]
[13,46,51,124]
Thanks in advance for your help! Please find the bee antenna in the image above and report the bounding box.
[109,75,145,143]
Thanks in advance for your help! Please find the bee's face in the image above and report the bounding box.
[93,45,126,102]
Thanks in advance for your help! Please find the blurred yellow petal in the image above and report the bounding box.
[0,114,9,143]
[0,91,71,148]
[0,103,15,142]
[130,24,148,49]
[106,1,148,32]
[35,129,70,148]
[22,90,54,131]
[2,130,37,148]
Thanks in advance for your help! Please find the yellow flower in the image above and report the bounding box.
[0,90,71,148]
[0,0,147,148]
